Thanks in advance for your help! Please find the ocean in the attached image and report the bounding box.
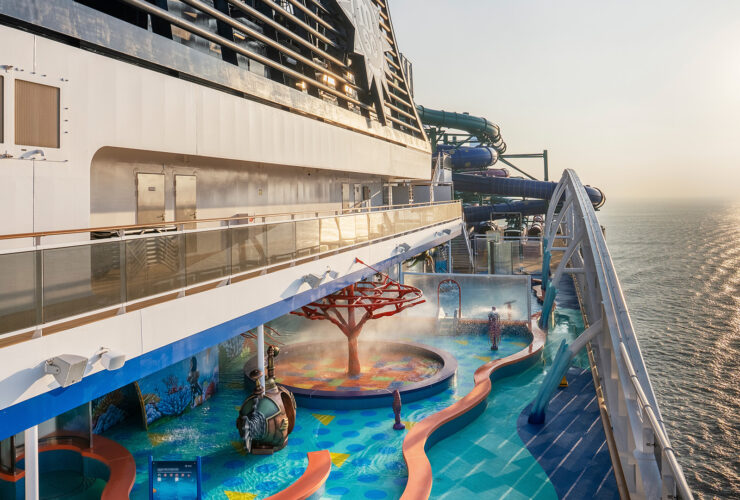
[598,200,740,499]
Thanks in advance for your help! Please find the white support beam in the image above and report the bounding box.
[24,425,39,500]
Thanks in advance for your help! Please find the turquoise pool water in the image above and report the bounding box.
[105,303,586,499]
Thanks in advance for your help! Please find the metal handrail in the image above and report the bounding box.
[547,169,692,499]
[620,342,693,497]
[0,201,459,241]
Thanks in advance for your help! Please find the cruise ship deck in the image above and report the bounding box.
[0,1,692,499]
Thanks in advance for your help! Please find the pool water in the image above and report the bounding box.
[40,472,106,500]
[105,303,586,499]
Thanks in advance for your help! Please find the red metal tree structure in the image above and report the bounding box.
[292,260,424,376]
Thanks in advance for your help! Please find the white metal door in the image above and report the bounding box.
[175,175,197,222]
[136,173,165,224]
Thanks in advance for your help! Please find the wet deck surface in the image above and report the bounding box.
[517,366,619,499]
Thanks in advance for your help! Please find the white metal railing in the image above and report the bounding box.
[543,170,692,500]
[0,201,461,338]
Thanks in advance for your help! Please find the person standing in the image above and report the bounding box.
[488,306,501,350]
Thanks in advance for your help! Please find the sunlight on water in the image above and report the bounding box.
[599,200,740,499]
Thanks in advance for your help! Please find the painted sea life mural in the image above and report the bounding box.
[138,346,219,426]
[91,384,141,434]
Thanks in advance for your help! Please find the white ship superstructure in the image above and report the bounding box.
[0,2,691,500]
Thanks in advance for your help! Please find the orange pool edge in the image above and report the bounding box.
[0,435,136,499]
[400,314,547,500]
[265,449,331,500]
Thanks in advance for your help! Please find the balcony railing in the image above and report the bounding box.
[0,202,461,338]
[542,170,691,500]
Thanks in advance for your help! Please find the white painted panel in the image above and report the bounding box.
[0,26,430,237]
[0,159,33,243]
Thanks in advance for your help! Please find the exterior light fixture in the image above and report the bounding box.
[97,347,126,371]
[44,355,88,388]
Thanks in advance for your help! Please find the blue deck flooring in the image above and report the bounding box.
[517,366,619,499]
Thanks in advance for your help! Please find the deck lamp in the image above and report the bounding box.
[44,354,88,388]
[97,347,126,371]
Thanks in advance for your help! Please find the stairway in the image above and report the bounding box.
[449,226,474,273]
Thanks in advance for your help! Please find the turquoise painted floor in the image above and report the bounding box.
[104,303,594,499]
[425,308,588,500]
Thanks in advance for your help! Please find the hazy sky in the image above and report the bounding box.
[391,0,740,200]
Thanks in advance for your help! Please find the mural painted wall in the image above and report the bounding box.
[92,384,141,434]
[139,346,220,426]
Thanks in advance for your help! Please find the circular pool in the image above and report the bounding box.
[244,340,457,409]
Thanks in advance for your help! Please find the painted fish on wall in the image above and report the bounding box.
[138,346,220,426]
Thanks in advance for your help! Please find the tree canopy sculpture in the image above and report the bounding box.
[292,260,424,377]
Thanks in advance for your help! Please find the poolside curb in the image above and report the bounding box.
[400,314,547,499]
[265,449,331,500]
[0,434,135,499]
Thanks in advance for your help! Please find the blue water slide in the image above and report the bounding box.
[454,172,605,222]
[436,144,500,170]
[464,200,550,223]
[416,104,605,218]
[416,105,507,154]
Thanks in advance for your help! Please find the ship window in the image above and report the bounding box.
[15,79,60,148]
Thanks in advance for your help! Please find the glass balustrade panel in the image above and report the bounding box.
[295,219,320,257]
[0,251,37,334]
[126,234,185,302]
[42,241,123,323]
[231,225,267,274]
[265,222,296,265]
[185,230,230,286]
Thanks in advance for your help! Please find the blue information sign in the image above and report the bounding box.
[149,456,202,500]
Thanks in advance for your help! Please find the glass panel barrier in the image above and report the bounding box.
[0,251,37,334]
[43,241,122,323]
[355,213,369,243]
[338,215,356,245]
[368,212,385,239]
[265,221,296,265]
[0,203,461,334]
[295,219,320,257]
[491,240,514,274]
[403,272,531,322]
[185,230,230,286]
[126,234,185,301]
[381,210,396,237]
[231,225,267,273]
[319,217,340,251]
